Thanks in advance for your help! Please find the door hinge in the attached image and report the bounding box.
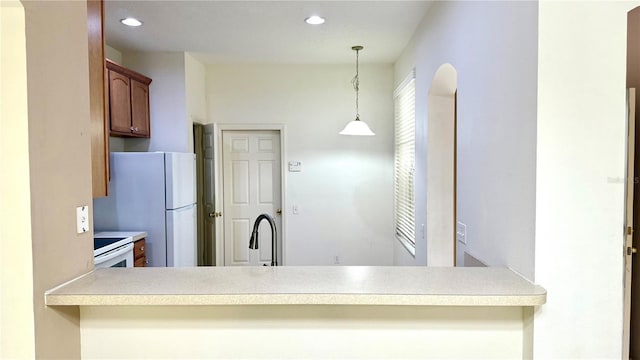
[628,226,634,235]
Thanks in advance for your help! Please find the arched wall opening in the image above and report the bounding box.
[426,63,457,266]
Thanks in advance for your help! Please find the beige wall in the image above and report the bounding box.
[81,305,528,359]
[121,51,189,153]
[0,1,36,358]
[534,1,637,357]
[185,52,207,123]
[105,44,122,63]
[426,93,456,266]
[206,64,395,265]
[393,1,538,271]
[106,49,199,153]
[21,1,94,357]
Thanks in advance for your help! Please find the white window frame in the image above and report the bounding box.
[393,70,416,256]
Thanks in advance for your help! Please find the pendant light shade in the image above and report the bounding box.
[340,46,375,136]
[339,116,375,136]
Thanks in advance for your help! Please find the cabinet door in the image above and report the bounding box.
[134,256,146,267]
[134,238,146,260]
[108,70,132,135]
[131,79,150,137]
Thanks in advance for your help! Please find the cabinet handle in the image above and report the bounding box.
[134,127,139,132]
[140,246,144,252]
[130,126,134,132]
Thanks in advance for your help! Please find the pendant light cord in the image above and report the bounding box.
[340,45,374,136]
[351,48,360,119]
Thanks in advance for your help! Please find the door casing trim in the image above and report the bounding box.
[213,123,287,266]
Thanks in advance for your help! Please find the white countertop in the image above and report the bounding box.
[45,266,546,307]
[94,231,147,241]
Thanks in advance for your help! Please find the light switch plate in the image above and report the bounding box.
[288,161,302,172]
[76,205,89,234]
[456,221,467,244]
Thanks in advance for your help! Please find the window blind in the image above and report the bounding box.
[394,73,416,248]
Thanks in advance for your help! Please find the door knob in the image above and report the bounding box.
[627,246,638,255]
[208,212,215,218]
[276,208,282,215]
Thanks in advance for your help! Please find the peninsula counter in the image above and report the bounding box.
[46,266,545,359]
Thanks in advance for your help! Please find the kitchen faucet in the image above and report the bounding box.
[248,213,278,266]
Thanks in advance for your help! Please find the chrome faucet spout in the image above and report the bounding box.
[248,213,278,266]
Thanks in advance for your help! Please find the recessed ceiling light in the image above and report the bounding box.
[120,17,143,27]
[305,16,325,25]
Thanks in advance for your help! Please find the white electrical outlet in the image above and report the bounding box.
[76,205,89,234]
[456,221,467,244]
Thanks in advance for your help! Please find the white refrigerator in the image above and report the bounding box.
[93,152,197,267]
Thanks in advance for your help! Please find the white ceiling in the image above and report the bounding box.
[104,1,432,64]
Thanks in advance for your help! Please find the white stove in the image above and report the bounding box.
[93,235,134,268]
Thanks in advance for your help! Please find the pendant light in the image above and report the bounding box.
[340,45,375,136]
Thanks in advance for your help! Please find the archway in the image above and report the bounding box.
[426,63,457,266]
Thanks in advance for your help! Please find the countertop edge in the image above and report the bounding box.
[46,293,546,307]
[44,267,547,308]
[94,231,147,241]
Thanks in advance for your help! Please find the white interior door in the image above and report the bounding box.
[222,130,281,266]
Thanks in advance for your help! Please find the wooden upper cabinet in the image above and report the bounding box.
[106,59,152,138]
[130,79,150,137]
[108,70,132,134]
[87,0,109,198]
